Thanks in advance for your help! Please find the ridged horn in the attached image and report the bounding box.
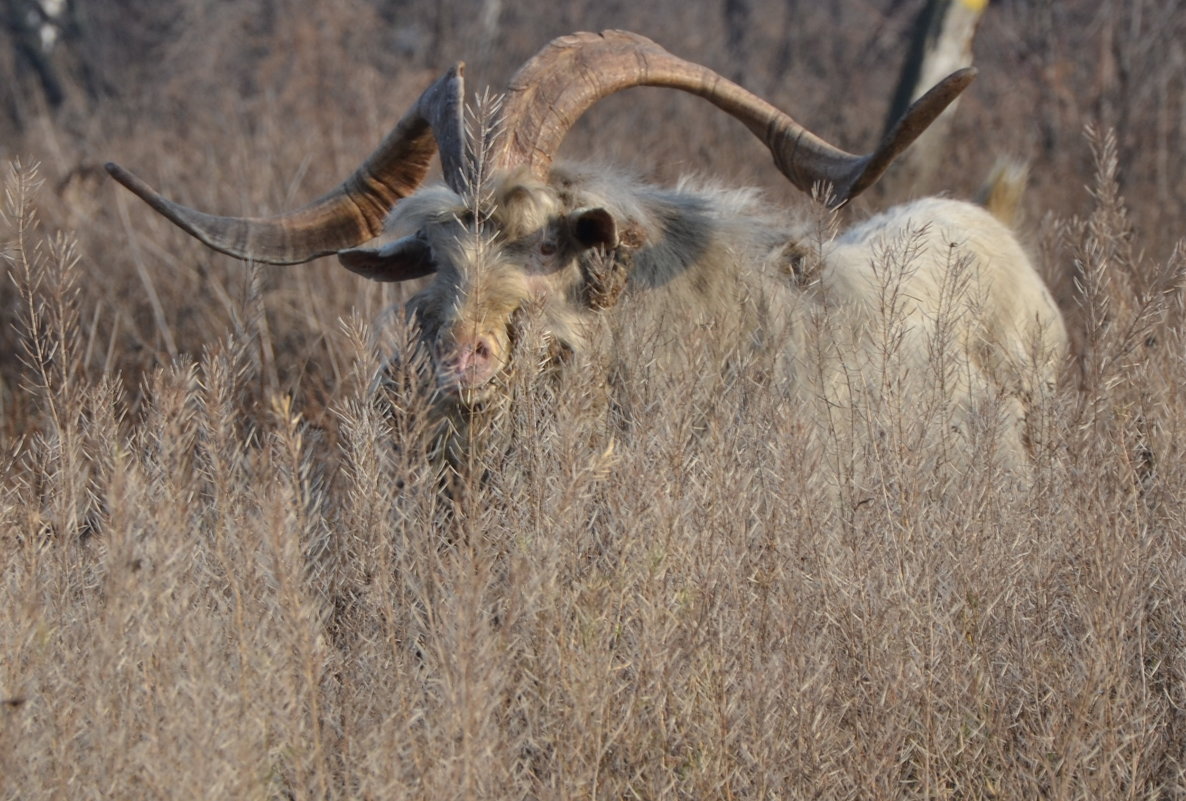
[494,30,975,206]
[106,65,467,265]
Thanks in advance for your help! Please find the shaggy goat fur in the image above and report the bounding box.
[357,162,1066,481]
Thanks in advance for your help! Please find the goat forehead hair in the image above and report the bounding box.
[491,170,562,237]
[386,171,566,242]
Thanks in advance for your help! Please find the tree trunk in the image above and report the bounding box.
[882,0,987,196]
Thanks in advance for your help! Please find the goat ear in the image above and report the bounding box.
[337,234,435,282]
[571,207,618,251]
[570,208,647,311]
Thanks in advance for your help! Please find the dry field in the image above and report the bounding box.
[3,1,1186,798]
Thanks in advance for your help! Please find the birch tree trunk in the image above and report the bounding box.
[882,0,987,195]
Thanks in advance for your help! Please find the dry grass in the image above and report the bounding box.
[4,1,1186,799]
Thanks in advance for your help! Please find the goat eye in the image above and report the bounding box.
[539,241,557,256]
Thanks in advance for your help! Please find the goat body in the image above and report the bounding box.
[361,163,1065,475]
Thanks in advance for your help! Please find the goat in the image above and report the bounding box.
[105,30,1066,479]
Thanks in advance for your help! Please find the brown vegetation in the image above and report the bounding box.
[3,1,1186,798]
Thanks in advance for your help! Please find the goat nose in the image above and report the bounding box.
[452,336,493,372]
[440,332,501,390]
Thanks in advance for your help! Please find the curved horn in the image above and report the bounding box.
[494,30,975,206]
[106,65,468,265]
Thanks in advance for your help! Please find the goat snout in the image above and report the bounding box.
[438,332,504,392]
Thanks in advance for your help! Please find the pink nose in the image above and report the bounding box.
[440,333,499,389]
